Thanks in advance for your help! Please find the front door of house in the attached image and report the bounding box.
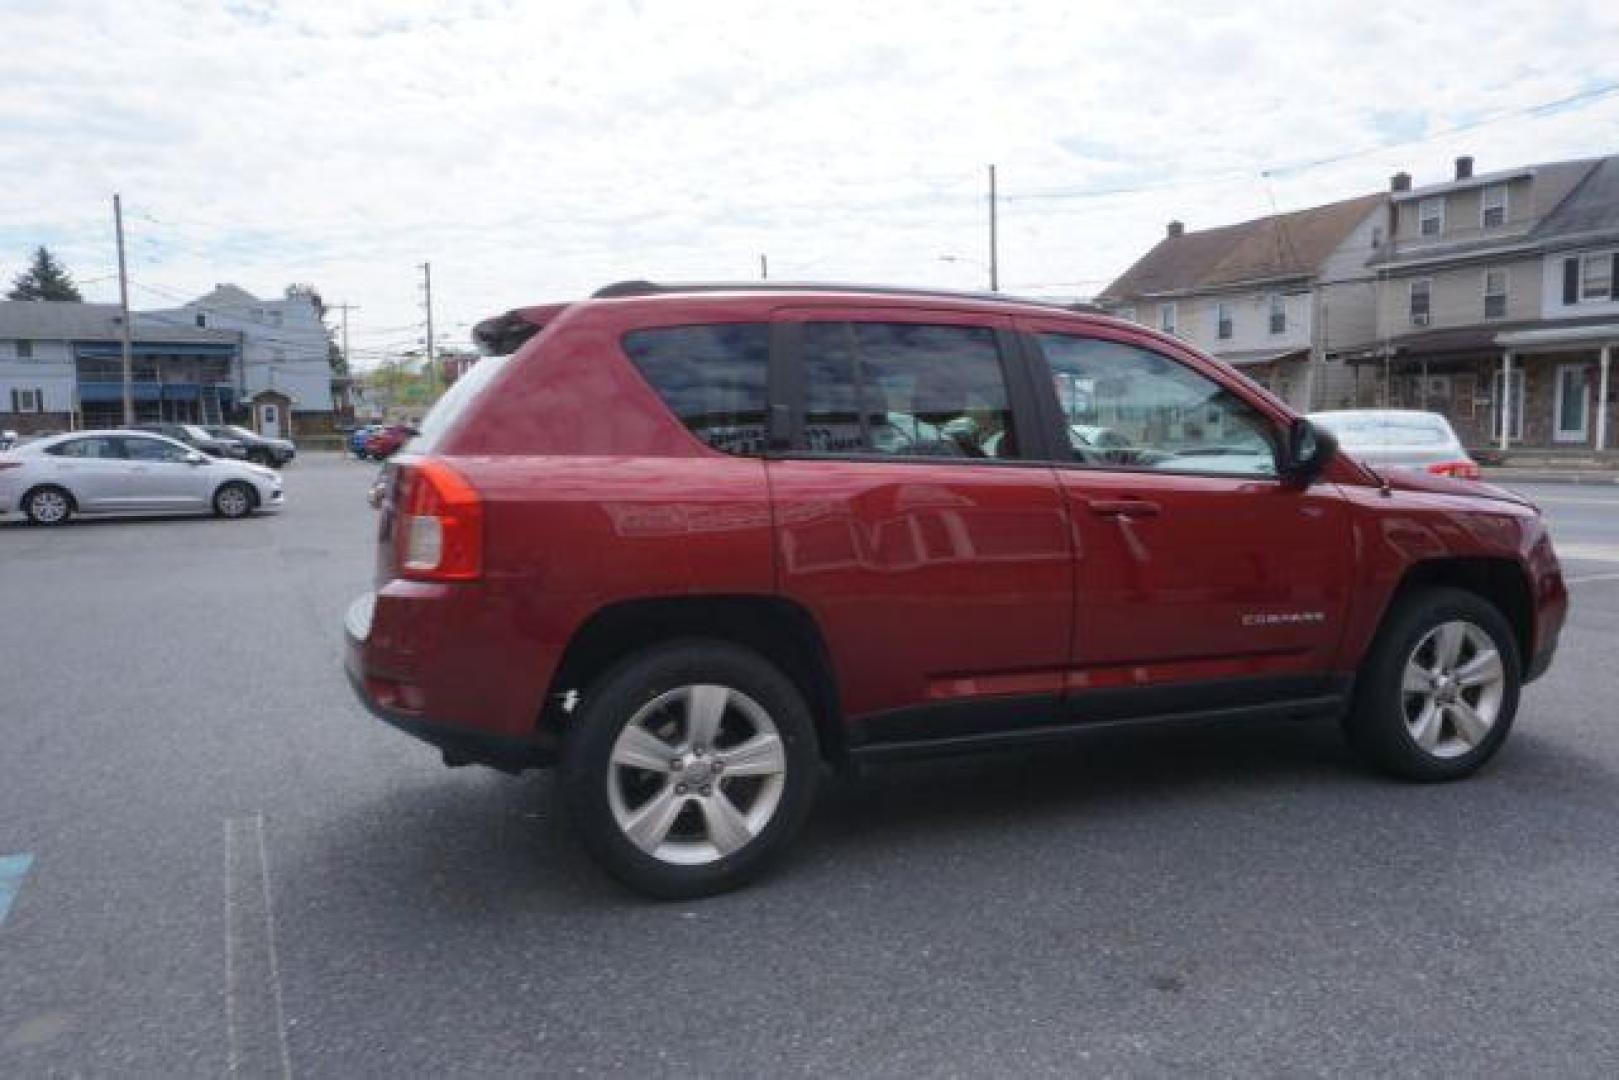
[259,403,281,439]
[1555,363,1591,444]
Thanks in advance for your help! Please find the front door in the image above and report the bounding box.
[1554,362,1591,444]
[259,402,281,439]
[1018,320,1355,715]
[768,310,1073,738]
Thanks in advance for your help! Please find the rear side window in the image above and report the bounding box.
[622,324,769,456]
[798,321,1020,459]
[46,437,120,459]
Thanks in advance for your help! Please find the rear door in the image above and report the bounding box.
[41,436,128,509]
[767,307,1074,742]
[1016,318,1355,714]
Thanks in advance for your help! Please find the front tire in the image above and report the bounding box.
[1345,587,1520,781]
[561,640,820,900]
[23,485,73,526]
[213,482,255,519]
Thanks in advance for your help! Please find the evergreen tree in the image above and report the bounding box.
[7,246,83,301]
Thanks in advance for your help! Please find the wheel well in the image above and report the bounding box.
[1389,557,1534,662]
[542,596,846,762]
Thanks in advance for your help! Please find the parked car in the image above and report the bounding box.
[1307,409,1481,480]
[344,282,1567,899]
[349,424,383,459]
[0,430,16,451]
[202,425,295,468]
[363,424,417,460]
[0,430,283,524]
[131,422,248,460]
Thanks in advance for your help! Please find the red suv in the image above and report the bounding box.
[345,283,1567,898]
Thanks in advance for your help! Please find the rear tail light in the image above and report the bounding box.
[1426,460,1482,480]
[394,457,483,581]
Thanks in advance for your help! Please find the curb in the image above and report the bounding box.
[1481,470,1619,486]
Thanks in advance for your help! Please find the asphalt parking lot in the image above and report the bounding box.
[3,457,1619,1076]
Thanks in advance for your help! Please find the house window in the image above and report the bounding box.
[1481,185,1508,228]
[1419,197,1444,237]
[1268,294,1286,335]
[1582,254,1613,301]
[9,388,43,413]
[1483,268,1508,320]
[1116,306,1136,323]
[1370,225,1384,248]
[16,340,32,359]
[1410,279,1432,326]
[1216,301,1233,340]
[195,313,207,328]
[1158,303,1177,335]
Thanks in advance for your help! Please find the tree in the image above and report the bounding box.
[7,246,83,301]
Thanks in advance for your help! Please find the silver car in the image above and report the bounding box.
[1307,409,1481,480]
[0,430,284,525]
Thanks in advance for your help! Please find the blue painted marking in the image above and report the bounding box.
[0,853,35,927]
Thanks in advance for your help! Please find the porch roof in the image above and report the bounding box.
[1212,346,1309,367]
[1349,314,1619,362]
[1496,323,1619,351]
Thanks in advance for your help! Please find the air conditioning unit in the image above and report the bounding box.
[1412,313,1431,326]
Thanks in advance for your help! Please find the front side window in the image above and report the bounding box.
[621,323,769,456]
[798,322,1019,460]
[1582,254,1613,301]
[1410,279,1432,325]
[1036,334,1278,477]
[1484,268,1508,319]
[122,437,190,462]
[1215,302,1233,340]
[1419,197,1444,237]
[1268,293,1286,335]
[1481,184,1508,228]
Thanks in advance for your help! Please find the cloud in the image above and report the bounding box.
[1,0,1616,361]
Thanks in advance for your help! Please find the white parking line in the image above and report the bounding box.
[224,815,292,1079]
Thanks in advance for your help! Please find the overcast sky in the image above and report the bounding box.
[3,0,1617,367]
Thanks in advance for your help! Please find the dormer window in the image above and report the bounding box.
[1481,185,1508,228]
[1419,197,1444,237]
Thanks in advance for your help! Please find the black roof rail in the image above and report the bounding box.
[590,279,1102,314]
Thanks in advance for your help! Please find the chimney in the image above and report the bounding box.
[1455,155,1474,180]
[1166,220,1185,239]
[1390,172,1412,192]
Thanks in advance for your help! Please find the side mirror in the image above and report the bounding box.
[185,451,209,465]
[1279,417,1336,487]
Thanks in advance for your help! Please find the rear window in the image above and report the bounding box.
[622,324,769,456]
[1315,413,1453,447]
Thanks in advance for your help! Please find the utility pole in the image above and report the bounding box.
[988,164,999,293]
[113,193,135,425]
[760,253,768,280]
[329,302,359,371]
[420,262,436,399]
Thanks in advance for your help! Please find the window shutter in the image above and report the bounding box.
[1564,258,1580,304]
[1611,254,1619,301]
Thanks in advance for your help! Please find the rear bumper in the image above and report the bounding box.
[342,591,558,771]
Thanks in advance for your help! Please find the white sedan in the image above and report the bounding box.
[0,430,284,525]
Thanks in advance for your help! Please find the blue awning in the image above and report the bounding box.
[73,341,236,359]
[76,382,231,403]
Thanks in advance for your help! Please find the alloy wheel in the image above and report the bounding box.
[606,684,787,866]
[1401,619,1506,759]
[29,489,69,523]
[217,486,251,517]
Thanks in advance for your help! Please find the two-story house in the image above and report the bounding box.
[1097,193,1387,410]
[1359,154,1619,453]
[0,301,241,433]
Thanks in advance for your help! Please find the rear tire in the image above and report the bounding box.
[213,482,255,519]
[1344,586,1520,781]
[23,485,73,526]
[561,640,820,900]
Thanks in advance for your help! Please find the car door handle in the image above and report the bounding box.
[1085,498,1161,518]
